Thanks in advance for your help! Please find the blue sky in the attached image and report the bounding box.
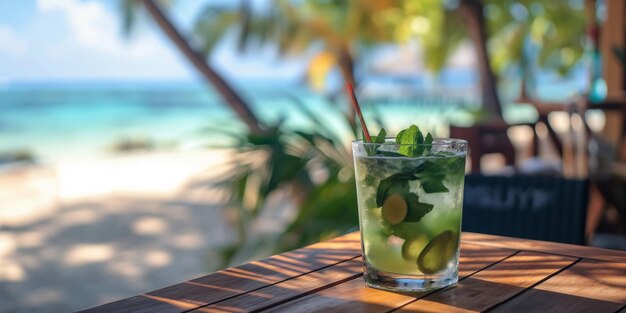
[0,0,306,82]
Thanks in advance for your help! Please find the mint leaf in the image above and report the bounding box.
[396,124,418,144]
[396,125,426,157]
[418,159,449,193]
[364,128,386,155]
[371,128,386,144]
[404,193,434,222]
[395,129,406,144]
[415,129,425,156]
[376,178,393,207]
[421,177,448,193]
[424,133,433,154]
[424,132,433,145]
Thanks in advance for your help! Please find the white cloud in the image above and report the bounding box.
[0,25,29,55]
[37,0,159,58]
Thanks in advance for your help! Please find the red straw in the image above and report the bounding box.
[346,82,372,143]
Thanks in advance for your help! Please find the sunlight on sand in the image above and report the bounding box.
[56,151,230,201]
[133,217,169,235]
[0,149,239,312]
[145,250,172,268]
[171,232,204,249]
[0,234,25,281]
[107,260,142,279]
[59,209,101,227]
[64,244,115,266]
[16,231,45,248]
[0,261,25,282]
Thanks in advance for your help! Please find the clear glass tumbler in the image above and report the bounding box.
[352,138,467,291]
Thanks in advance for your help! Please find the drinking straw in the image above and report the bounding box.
[346,82,372,143]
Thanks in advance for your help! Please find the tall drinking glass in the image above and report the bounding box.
[352,138,467,291]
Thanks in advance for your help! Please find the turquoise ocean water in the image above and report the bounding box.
[0,73,584,164]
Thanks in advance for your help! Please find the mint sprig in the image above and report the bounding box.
[363,125,434,157]
[371,128,386,144]
[364,128,387,155]
[395,125,433,157]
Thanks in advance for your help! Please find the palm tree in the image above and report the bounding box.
[191,0,586,124]
[122,0,265,134]
[191,1,458,132]
[420,0,586,119]
[459,0,503,118]
[125,0,586,130]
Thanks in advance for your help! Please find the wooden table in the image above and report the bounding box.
[81,232,626,313]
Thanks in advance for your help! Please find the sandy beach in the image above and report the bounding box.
[0,150,239,312]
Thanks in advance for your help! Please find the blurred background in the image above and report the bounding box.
[1,0,625,312]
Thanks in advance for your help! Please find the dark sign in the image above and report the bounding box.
[462,174,588,245]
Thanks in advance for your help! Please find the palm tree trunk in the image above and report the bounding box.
[142,0,264,134]
[458,0,503,120]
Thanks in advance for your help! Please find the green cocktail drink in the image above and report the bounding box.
[353,136,467,291]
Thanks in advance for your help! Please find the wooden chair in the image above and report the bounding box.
[449,120,516,172]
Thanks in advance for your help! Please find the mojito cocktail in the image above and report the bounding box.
[353,137,467,291]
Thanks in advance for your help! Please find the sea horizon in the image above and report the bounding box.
[0,69,583,164]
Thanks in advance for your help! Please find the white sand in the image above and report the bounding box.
[0,150,240,312]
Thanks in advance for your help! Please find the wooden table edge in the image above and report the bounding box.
[462,232,626,263]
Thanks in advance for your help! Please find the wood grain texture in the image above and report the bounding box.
[262,276,417,313]
[191,243,515,313]
[79,232,361,313]
[194,258,363,313]
[395,252,577,312]
[491,259,626,313]
[261,243,517,313]
[456,242,517,277]
[462,232,626,263]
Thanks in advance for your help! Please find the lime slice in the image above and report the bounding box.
[382,194,407,225]
[417,230,459,274]
[401,235,429,261]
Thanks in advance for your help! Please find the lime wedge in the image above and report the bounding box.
[401,235,429,261]
[417,230,459,274]
[382,194,407,225]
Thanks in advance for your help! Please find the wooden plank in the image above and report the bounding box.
[456,243,517,277]
[193,243,513,313]
[261,276,417,313]
[261,243,517,313]
[195,258,362,312]
[78,232,361,313]
[462,232,626,263]
[491,259,626,313]
[395,252,577,312]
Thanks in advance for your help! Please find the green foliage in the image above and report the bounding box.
[197,0,585,94]
[190,0,459,89]
[482,0,586,77]
[214,97,359,265]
